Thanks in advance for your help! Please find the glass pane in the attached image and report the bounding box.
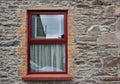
[30,44,66,72]
[31,15,64,39]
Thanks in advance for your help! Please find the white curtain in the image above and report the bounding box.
[30,44,65,72]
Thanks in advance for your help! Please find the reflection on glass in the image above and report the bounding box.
[32,15,64,39]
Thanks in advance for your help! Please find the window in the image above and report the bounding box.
[27,10,68,75]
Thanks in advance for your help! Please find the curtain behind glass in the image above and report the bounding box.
[30,44,65,72]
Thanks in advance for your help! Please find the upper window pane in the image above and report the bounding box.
[32,15,64,39]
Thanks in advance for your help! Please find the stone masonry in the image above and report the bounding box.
[0,0,120,84]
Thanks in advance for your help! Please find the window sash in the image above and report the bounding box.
[30,44,66,72]
[28,11,67,42]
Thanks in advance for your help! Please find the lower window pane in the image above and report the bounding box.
[30,44,66,72]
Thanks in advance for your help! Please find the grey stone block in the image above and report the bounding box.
[0,40,20,46]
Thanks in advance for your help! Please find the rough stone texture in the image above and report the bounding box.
[102,57,120,67]
[0,0,120,84]
[116,18,120,31]
[0,40,20,46]
[97,32,120,45]
[87,25,101,36]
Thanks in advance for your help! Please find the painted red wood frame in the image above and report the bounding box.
[27,10,68,75]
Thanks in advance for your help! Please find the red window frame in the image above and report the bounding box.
[27,10,68,74]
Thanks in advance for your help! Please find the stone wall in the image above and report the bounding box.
[0,0,120,84]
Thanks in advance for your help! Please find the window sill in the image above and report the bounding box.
[22,74,72,80]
